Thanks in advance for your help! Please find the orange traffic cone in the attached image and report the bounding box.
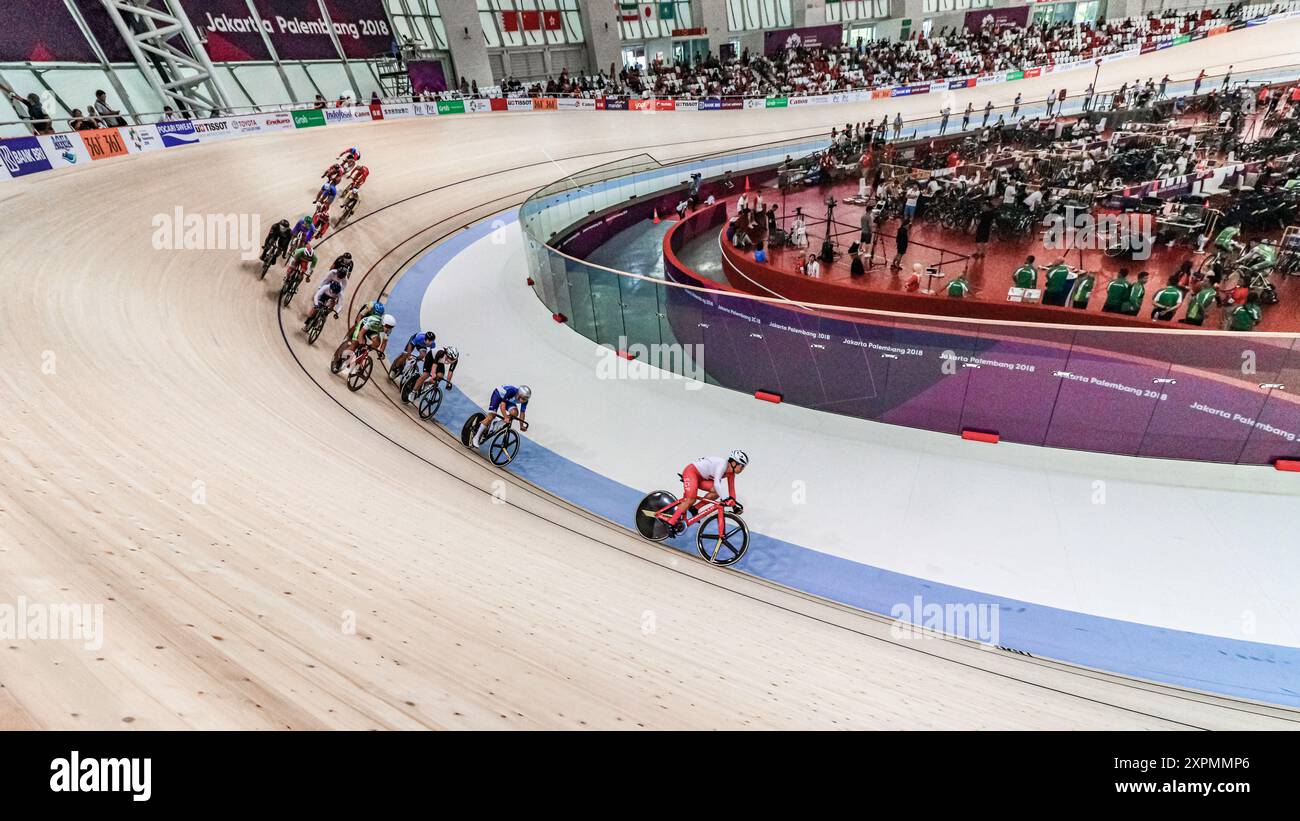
[653,209,660,224]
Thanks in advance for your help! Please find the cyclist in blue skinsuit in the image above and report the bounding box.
[390,330,436,378]
[471,384,531,447]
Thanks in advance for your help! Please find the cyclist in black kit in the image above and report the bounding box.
[261,219,292,266]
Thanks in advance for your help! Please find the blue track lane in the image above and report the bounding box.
[386,209,1300,709]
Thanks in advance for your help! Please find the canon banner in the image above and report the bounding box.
[185,0,394,62]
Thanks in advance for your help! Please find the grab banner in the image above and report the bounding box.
[292,109,327,128]
[80,128,129,160]
[437,100,466,115]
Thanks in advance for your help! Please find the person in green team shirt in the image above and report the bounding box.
[1069,270,1095,309]
[1121,270,1148,316]
[1180,280,1219,326]
[1214,224,1242,257]
[1150,276,1185,321]
[1012,255,1037,289]
[947,274,971,298]
[1101,268,1131,313]
[1042,258,1071,307]
[1239,238,1278,281]
[1229,291,1263,331]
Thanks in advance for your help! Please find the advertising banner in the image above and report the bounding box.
[653,99,676,111]
[720,97,743,110]
[949,78,975,89]
[0,2,130,61]
[573,98,596,110]
[118,124,164,153]
[532,98,558,111]
[490,98,509,111]
[368,102,384,120]
[507,98,534,111]
[1005,70,1025,81]
[765,97,789,108]
[871,88,892,99]
[629,99,653,111]
[763,24,845,55]
[744,98,766,110]
[379,103,414,118]
[38,132,93,169]
[191,117,238,141]
[242,1,393,60]
[673,99,698,111]
[437,100,466,115]
[407,59,448,95]
[157,120,200,147]
[604,97,629,111]
[80,128,129,160]
[178,0,271,61]
[322,106,364,125]
[964,7,1030,31]
[1023,67,1041,78]
[292,109,328,128]
[0,136,53,177]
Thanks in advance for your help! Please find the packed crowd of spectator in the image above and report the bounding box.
[480,3,1286,101]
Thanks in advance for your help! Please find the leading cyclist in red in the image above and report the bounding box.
[665,450,749,533]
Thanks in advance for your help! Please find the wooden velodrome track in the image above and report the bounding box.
[4,24,1300,729]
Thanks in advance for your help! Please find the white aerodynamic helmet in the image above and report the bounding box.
[729,449,749,467]
[382,314,397,329]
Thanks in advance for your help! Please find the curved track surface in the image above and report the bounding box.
[4,23,1300,728]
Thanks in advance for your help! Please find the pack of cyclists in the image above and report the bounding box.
[264,150,752,566]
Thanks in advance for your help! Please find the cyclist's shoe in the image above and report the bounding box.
[687,504,700,518]
[668,522,685,537]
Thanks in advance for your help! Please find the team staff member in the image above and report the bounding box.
[1102,269,1132,313]
[1012,255,1037,289]
[1041,259,1071,306]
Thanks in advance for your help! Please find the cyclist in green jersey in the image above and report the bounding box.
[1069,271,1095,309]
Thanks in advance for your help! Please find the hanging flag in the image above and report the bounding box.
[641,3,656,20]
[501,11,520,32]
[659,2,675,19]
[617,2,640,22]
[543,10,563,30]
[521,10,542,30]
